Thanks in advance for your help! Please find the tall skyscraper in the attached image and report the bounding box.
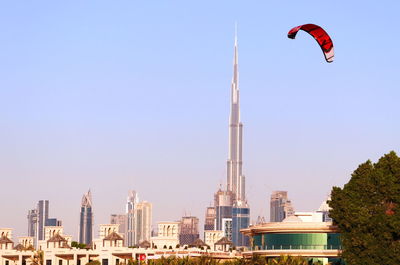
[28,200,61,246]
[46,218,62,226]
[110,214,127,235]
[27,209,37,238]
[126,190,139,246]
[179,216,199,245]
[79,190,93,245]
[232,203,250,246]
[227,30,245,203]
[37,200,49,241]
[204,207,216,231]
[134,201,152,245]
[270,191,295,222]
[214,189,233,233]
[208,29,250,247]
[228,30,251,247]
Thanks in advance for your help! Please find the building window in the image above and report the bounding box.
[46,260,52,265]
[116,259,119,265]
[102,259,108,265]
[77,260,81,265]
[59,260,62,265]
[260,233,341,250]
[6,261,9,265]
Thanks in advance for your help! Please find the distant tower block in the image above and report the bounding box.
[270,191,295,222]
[179,216,199,245]
[79,190,93,245]
[204,207,216,231]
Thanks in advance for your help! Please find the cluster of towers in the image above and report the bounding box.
[27,200,63,246]
[26,32,250,248]
[80,190,152,247]
[27,190,152,248]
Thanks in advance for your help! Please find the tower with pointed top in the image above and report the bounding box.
[228,31,250,247]
[211,29,250,247]
[126,190,139,247]
[79,190,93,245]
[227,29,245,203]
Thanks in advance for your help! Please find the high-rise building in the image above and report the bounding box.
[270,191,295,222]
[227,30,245,203]
[214,189,233,232]
[126,190,139,247]
[227,31,250,247]
[221,218,233,241]
[134,201,152,245]
[28,200,61,246]
[178,216,199,245]
[232,201,250,246]
[27,209,37,238]
[204,207,216,231]
[79,190,93,245]
[209,31,251,247]
[209,33,250,246]
[46,218,62,226]
[110,214,127,235]
[37,200,49,241]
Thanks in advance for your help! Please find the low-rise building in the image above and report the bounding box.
[0,224,238,265]
[204,230,224,250]
[241,221,343,265]
[150,222,180,249]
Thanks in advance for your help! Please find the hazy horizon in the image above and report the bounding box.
[1,1,400,240]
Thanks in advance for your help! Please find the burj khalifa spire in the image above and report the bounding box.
[211,27,250,247]
[227,29,245,203]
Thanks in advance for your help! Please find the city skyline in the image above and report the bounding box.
[1,1,400,241]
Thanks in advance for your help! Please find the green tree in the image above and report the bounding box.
[29,251,44,265]
[265,255,310,265]
[71,241,87,249]
[329,151,400,265]
[143,255,320,265]
[86,261,101,265]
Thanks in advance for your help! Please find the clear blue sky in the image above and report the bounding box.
[1,1,400,239]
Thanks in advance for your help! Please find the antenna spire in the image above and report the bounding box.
[234,22,238,46]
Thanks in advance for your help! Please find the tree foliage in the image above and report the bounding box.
[142,255,321,265]
[329,151,400,265]
[71,241,87,249]
[86,261,101,265]
[29,251,44,265]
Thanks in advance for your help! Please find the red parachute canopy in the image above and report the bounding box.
[288,24,334,63]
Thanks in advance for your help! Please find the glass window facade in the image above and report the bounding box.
[215,206,232,230]
[252,233,341,250]
[232,208,250,215]
[232,206,250,247]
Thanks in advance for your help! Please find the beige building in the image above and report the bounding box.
[125,192,152,247]
[150,222,180,249]
[110,215,127,238]
[0,223,238,265]
[0,229,13,250]
[270,191,295,222]
[134,201,152,245]
[204,230,224,250]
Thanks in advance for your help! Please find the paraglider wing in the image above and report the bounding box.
[288,24,334,63]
